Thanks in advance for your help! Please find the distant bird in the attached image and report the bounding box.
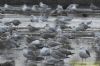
[56,16,72,24]
[0,27,8,33]
[23,47,44,62]
[58,48,74,56]
[29,40,44,49]
[38,15,48,22]
[0,36,19,49]
[56,5,64,15]
[31,15,48,22]
[44,24,50,31]
[44,24,56,33]
[39,2,48,9]
[22,4,29,11]
[40,47,51,56]
[39,2,51,16]
[39,2,47,11]
[55,16,72,29]
[11,20,21,26]
[25,35,39,43]
[90,3,100,10]
[50,5,64,15]
[40,47,51,62]
[31,5,39,12]
[40,46,73,61]
[11,31,23,41]
[6,38,19,48]
[47,38,61,47]
[27,24,40,32]
[74,21,92,32]
[79,47,90,62]
[51,49,69,60]
[30,15,38,22]
[23,47,37,62]
[56,34,70,44]
[41,33,56,39]
[66,4,78,12]
[4,4,9,10]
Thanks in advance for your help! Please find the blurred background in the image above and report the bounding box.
[0,0,100,8]
[0,0,100,9]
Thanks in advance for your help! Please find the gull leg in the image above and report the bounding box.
[81,58,83,66]
[25,59,28,66]
[85,58,86,63]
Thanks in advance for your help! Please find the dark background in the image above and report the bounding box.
[0,0,100,8]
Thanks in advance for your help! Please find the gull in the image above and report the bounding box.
[22,4,30,12]
[56,5,64,15]
[50,5,63,15]
[44,24,56,33]
[39,2,48,13]
[29,40,44,49]
[39,2,48,8]
[30,15,38,22]
[27,24,40,32]
[31,5,39,12]
[90,3,100,10]
[47,38,61,47]
[66,4,78,11]
[51,50,70,60]
[11,30,23,41]
[23,47,37,63]
[73,21,92,32]
[40,47,51,56]
[23,47,44,63]
[4,4,9,9]
[40,47,51,62]
[79,47,91,62]
[11,20,21,26]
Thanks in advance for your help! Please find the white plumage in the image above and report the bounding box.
[4,4,9,9]
[22,4,28,11]
[40,47,51,56]
[31,40,40,45]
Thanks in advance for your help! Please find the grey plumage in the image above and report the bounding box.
[51,50,69,59]
[11,20,21,26]
[90,3,100,10]
[23,48,37,60]
[29,40,44,49]
[79,47,90,59]
[47,40,61,47]
[27,24,40,32]
[74,22,92,32]
[41,33,56,39]
[40,47,51,56]
[0,27,8,33]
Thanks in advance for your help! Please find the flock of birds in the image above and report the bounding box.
[0,2,99,66]
[0,2,67,16]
